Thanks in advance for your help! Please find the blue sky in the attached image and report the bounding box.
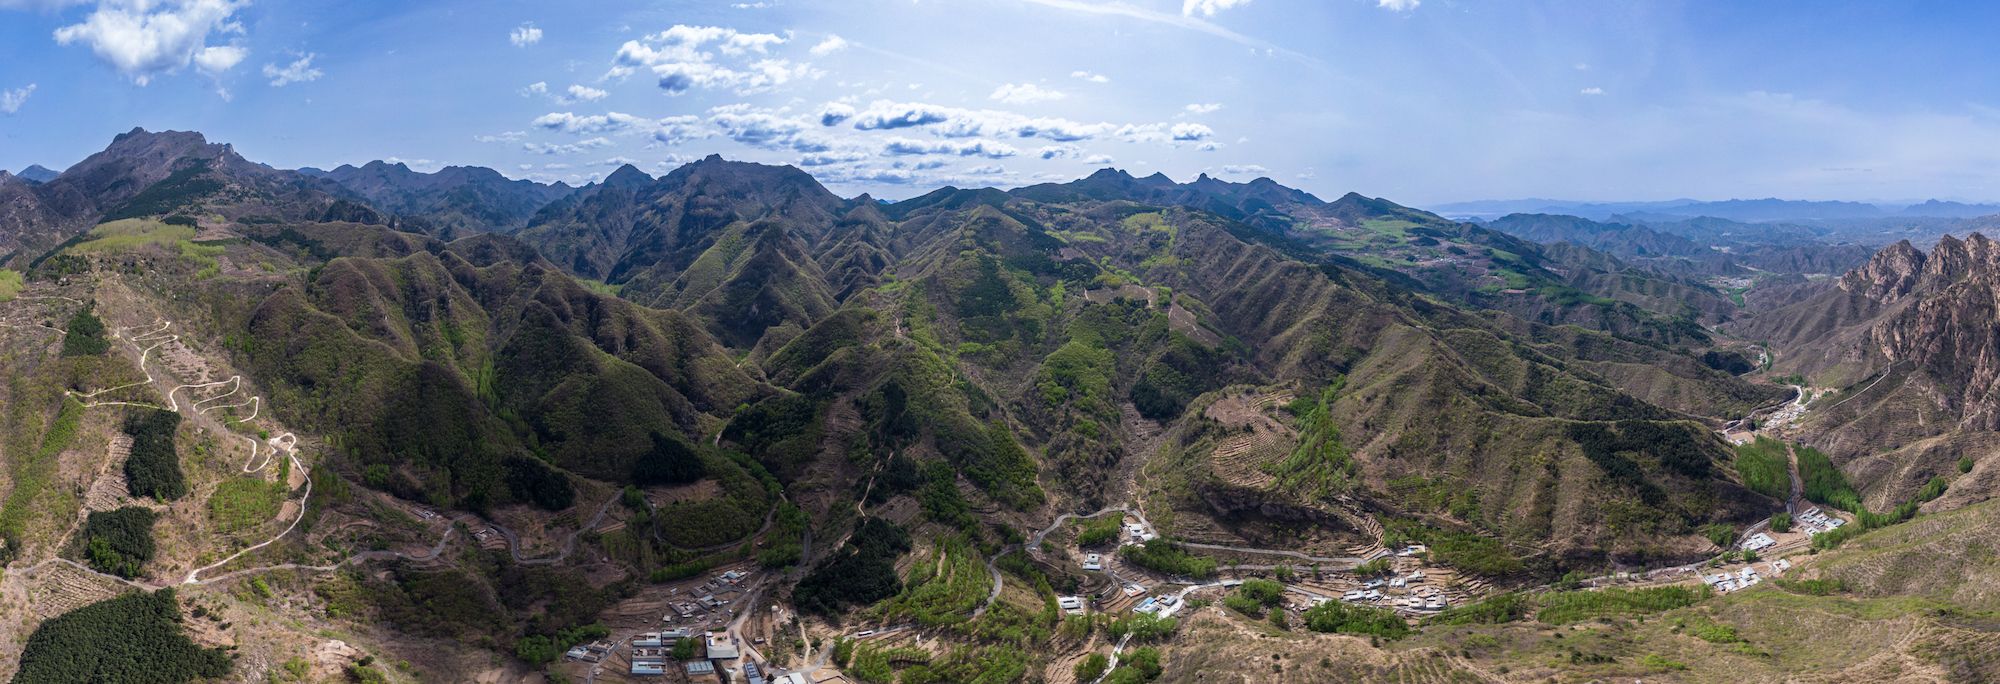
[3,0,1999,204]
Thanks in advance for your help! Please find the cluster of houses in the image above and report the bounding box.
[668,570,752,627]
[1133,593,1184,617]
[1741,532,1778,552]
[1333,570,1447,612]
[1703,566,1762,593]
[1796,507,1848,535]
[1124,523,1158,544]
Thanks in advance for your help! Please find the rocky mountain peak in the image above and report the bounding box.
[1839,239,1926,299]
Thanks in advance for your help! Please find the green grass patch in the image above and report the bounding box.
[0,268,21,302]
[1733,436,1793,501]
[1534,585,1710,624]
[0,397,84,539]
[207,477,285,535]
[1118,538,1217,578]
[1264,379,1356,498]
[1075,514,1121,547]
[1301,600,1410,640]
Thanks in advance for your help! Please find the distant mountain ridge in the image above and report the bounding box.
[13,165,59,184]
[1438,197,2000,222]
[319,160,575,239]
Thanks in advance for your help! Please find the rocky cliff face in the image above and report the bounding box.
[1862,234,2000,428]
[1740,234,2000,508]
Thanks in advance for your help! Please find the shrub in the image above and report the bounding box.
[1223,579,1285,619]
[123,409,187,501]
[1640,654,1688,671]
[1425,592,1531,626]
[1074,652,1109,682]
[1770,512,1792,533]
[503,456,575,511]
[1118,538,1217,578]
[1796,445,1861,512]
[83,507,157,578]
[1106,613,1177,642]
[1301,601,1409,640]
[1103,647,1162,683]
[61,306,111,356]
[794,518,910,616]
[1076,515,1121,547]
[1534,586,1708,624]
[1732,437,1792,501]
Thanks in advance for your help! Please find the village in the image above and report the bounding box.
[535,480,1857,684]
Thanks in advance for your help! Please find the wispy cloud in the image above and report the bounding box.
[809,35,849,57]
[1183,0,1250,17]
[1,84,35,114]
[510,23,543,47]
[990,82,1065,104]
[1071,70,1110,83]
[1020,0,1316,67]
[263,53,322,87]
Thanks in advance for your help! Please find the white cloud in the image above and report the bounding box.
[510,23,543,47]
[262,53,322,87]
[1184,102,1222,115]
[845,100,1222,148]
[1183,0,1250,17]
[601,156,639,167]
[1071,70,1110,83]
[849,100,1104,141]
[1377,0,1420,11]
[52,0,247,85]
[525,82,612,104]
[474,131,528,143]
[883,137,1019,159]
[0,84,35,114]
[818,102,856,126]
[799,150,871,166]
[1580,86,1605,96]
[611,25,818,95]
[990,82,1065,104]
[1037,144,1082,160]
[1220,164,1269,176]
[1169,122,1214,141]
[966,164,1007,175]
[809,35,849,57]
[193,45,245,74]
[1082,154,1115,165]
[533,111,652,135]
[524,137,612,155]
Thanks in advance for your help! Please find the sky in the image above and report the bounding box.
[3,0,2000,205]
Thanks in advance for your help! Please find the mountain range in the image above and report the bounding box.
[4,128,1999,683]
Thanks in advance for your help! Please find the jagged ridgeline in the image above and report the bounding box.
[6,129,1793,575]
